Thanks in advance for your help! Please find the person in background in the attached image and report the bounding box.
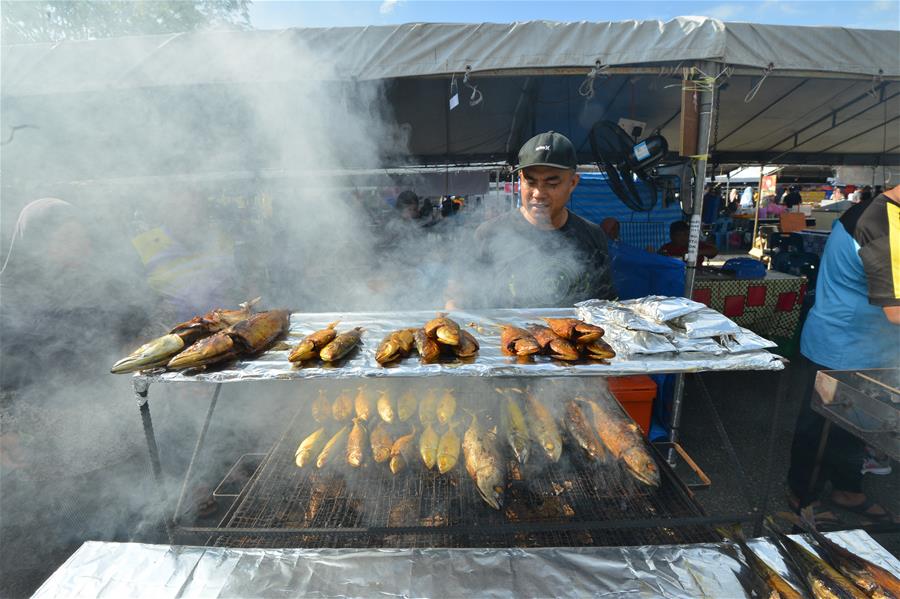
[395,190,420,221]
[657,221,718,265]
[726,189,740,214]
[859,185,874,205]
[783,185,803,211]
[787,184,900,525]
[600,217,621,242]
[761,194,785,218]
[830,186,845,202]
[740,185,754,209]
[701,184,721,226]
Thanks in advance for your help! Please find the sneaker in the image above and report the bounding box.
[861,456,892,476]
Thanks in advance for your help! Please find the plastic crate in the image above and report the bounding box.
[608,376,657,436]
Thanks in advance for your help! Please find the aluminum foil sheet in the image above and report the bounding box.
[133,308,783,385]
[575,299,673,334]
[33,531,900,599]
[670,307,744,339]
[620,295,707,323]
[722,328,780,354]
[671,336,728,355]
[603,326,677,356]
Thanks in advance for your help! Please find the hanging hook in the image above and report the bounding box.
[744,62,774,103]
[867,69,884,99]
[578,59,608,100]
[463,65,483,107]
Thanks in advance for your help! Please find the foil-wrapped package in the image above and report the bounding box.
[669,307,743,339]
[720,327,779,353]
[604,326,677,357]
[620,295,706,323]
[670,336,727,355]
[576,300,672,335]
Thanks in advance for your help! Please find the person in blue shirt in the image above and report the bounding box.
[787,184,900,524]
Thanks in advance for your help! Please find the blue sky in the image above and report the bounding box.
[249,0,900,31]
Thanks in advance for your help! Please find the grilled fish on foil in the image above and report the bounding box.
[499,325,541,356]
[398,390,417,422]
[347,418,367,468]
[565,400,609,463]
[542,317,604,342]
[332,390,353,421]
[311,390,331,422]
[370,421,392,463]
[377,390,395,423]
[581,337,616,360]
[463,411,506,509]
[772,526,869,599]
[453,330,480,358]
[498,391,529,464]
[523,391,562,462]
[424,314,461,346]
[413,328,440,363]
[718,524,802,599]
[354,386,373,421]
[420,422,439,470]
[437,420,461,474]
[583,394,660,487]
[437,389,456,425]
[316,425,349,469]
[288,321,338,362]
[295,427,328,468]
[375,329,415,364]
[526,324,580,361]
[390,426,417,474]
[319,327,363,362]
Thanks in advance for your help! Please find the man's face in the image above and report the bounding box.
[519,166,579,227]
[672,229,689,247]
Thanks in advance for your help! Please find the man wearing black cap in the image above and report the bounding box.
[446,131,615,308]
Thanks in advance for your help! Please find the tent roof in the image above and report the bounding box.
[3,18,898,97]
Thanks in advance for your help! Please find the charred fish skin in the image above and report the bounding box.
[463,412,506,510]
[295,427,328,468]
[501,394,530,464]
[370,421,393,463]
[584,394,660,487]
[774,528,869,599]
[564,400,609,463]
[319,327,363,362]
[289,321,339,362]
[524,393,562,462]
[390,427,417,475]
[347,417,367,468]
[316,426,350,469]
[437,421,461,474]
[420,422,439,470]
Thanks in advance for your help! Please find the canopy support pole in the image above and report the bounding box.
[669,61,718,462]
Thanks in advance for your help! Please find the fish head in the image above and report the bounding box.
[111,333,185,373]
[623,448,661,487]
[289,340,317,362]
[167,333,235,369]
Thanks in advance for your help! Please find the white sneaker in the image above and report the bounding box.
[861,456,892,476]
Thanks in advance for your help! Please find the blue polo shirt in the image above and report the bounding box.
[800,196,900,370]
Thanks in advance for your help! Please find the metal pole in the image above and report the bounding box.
[752,164,765,251]
[135,379,176,544]
[670,61,719,458]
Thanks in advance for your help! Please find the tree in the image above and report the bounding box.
[1,1,252,44]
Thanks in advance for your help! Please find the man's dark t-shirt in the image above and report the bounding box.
[783,190,802,209]
[464,208,616,308]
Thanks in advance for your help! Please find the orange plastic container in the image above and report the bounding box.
[607,375,657,437]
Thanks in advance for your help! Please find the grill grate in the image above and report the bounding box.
[212,395,715,549]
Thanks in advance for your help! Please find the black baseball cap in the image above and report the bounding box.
[514,131,577,172]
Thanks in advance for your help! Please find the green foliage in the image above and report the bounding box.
[1,0,252,44]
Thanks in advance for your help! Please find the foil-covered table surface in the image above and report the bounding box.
[33,531,899,599]
[134,308,783,385]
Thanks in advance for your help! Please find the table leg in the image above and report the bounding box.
[135,380,175,545]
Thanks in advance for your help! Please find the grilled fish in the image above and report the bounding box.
[583,394,660,487]
[377,390,395,423]
[564,400,609,462]
[347,418,367,468]
[390,426,417,474]
[312,390,331,422]
[437,421,461,474]
[424,314,461,346]
[295,427,328,468]
[419,389,438,424]
[420,422,439,470]
[289,321,339,362]
[463,411,506,510]
[772,527,869,599]
[581,338,616,360]
[375,329,414,364]
[453,329,480,358]
[437,389,456,425]
[111,334,187,374]
[355,386,373,421]
[798,507,900,598]
[316,425,349,469]
[499,325,541,356]
[526,324,580,361]
[718,524,803,599]
[500,393,530,464]
[370,421,393,463]
[542,317,604,341]
[413,328,441,363]
[319,327,363,362]
[524,392,562,462]
[398,390,417,422]
[332,390,353,421]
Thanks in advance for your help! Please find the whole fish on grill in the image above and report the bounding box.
[565,400,609,463]
[463,411,506,510]
[319,327,363,362]
[420,422,439,470]
[355,386,373,421]
[523,392,562,462]
[377,390,395,423]
[375,328,415,364]
[413,328,441,363]
[398,390,417,422]
[718,524,803,599]
[771,525,869,599]
[583,394,660,487]
[499,325,541,356]
[167,309,291,370]
[424,314,461,346]
[112,298,259,373]
[437,389,456,425]
[390,426,417,474]
[316,425,349,469]
[288,321,339,362]
[311,390,331,422]
[798,507,900,598]
[438,420,461,474]
[332,390,353,421]
[370,421,393,463]
[295,427,328,468]
[526,324,580,361]
[419,389,438,424]
[453,330,480,358]
[498,391,530,464]
[347,418,367,468]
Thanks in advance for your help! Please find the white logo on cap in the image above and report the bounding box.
[535,145,551,151]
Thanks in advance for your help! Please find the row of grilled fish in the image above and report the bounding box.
[721,513,899,599]
[376,314,480,365]
[310,386,458,425]
[288,322,364,363]
[500,318,616,361]
[112,298,292,373]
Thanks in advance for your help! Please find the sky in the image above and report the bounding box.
[249,0,900,31]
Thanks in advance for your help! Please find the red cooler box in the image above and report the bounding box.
[608,375,657,436]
